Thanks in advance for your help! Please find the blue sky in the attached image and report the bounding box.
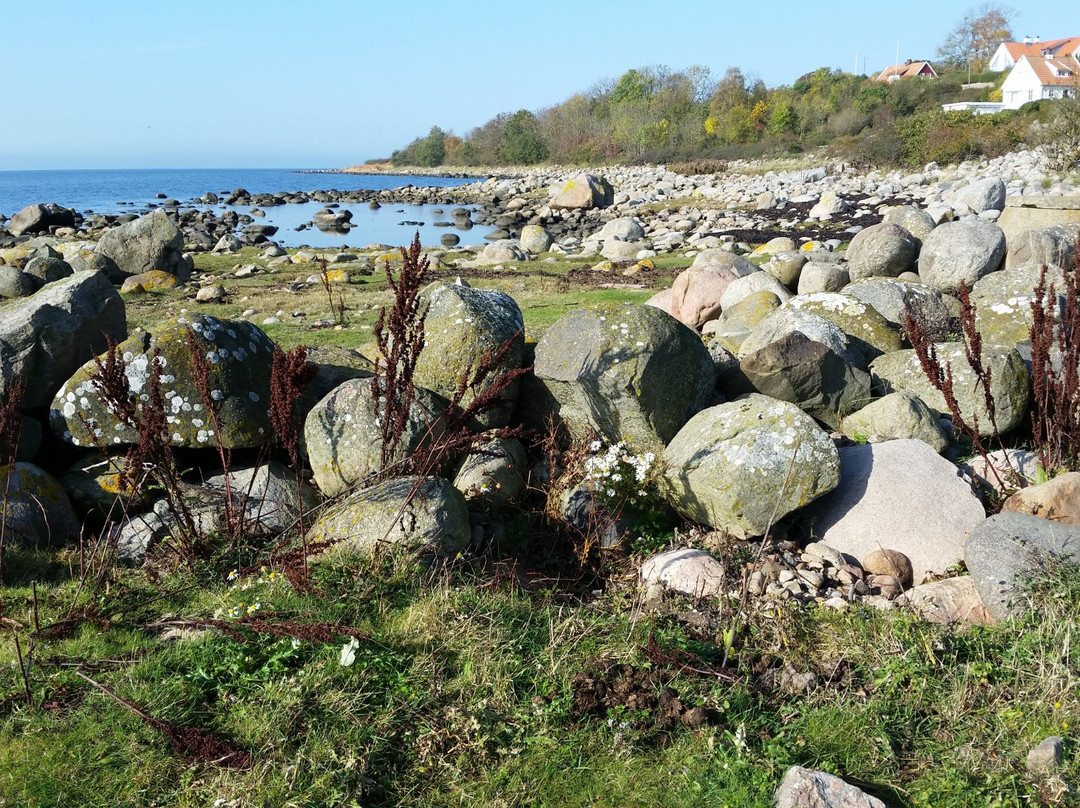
[0,0,1068,170]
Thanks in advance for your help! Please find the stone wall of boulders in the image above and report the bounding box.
[2,146,1080,626]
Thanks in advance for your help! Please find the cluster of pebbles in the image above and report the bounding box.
[747,539,916,610]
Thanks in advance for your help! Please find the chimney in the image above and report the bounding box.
[1034,35,1040,43]
[1023,35,1031,45]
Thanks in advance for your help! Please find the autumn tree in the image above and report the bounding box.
[936,3,1014,72]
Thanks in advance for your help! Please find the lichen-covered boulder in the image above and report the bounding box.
[534,303,716,454]
[718,270,793,311]
[870,343,1030,436]
[785,292,902,362]
[549,173,613,210]
[96,209,190,280]
[708,290,782,353]
[660,394,839,540]
[691,248,757,274]
[452,436,527,506]
[0,266,38,299]
[965,512,1080,621]
[844,222,919,282]
[119,269,183,294]
[0,270,126,409]
[519,225,553,254]
[839,391,949,453]
[303,377,447,498]
[736,308,872,428]
[971,261,1067,349]
[882,205,935,243]
[0,462,80,549]
[918,220,1006,293]
[843,276,953,339]
[413,281,526,429]
[307,476,470,557]
[760,250,807,288]
[51,314,277,449]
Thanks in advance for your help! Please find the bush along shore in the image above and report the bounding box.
[0,145,1079,805]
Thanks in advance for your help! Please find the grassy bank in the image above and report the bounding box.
[2,245,1078,807]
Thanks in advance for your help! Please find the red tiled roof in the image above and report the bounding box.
[876,61,936,81]
[1003,37,1080,61]
[1021,54,1080,86]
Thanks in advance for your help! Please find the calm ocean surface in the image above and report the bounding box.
[0,167,482,249]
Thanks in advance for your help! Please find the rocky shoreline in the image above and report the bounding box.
[2,148,1075,258]
[1,144,1080,633]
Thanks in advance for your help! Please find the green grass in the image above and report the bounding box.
[1,541,1077,807]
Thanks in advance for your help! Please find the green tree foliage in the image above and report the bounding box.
[390,126,446,167]
[387,48,1049,169]
[936,3,1014,71]
[496,110,548,164]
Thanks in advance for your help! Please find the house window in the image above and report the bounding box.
[1028,90,1034,100]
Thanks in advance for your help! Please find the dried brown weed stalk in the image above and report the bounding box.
[1030,236,1080,473]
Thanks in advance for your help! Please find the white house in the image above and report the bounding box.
[1000,52,1080,109]
[989,36,1080,73]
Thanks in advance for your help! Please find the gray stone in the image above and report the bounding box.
[519,224,553,254]
[22,256,73,285]
[839,391,949,453]
[918,220,1006,293]
[955,177,1006,214]
[805,440,986,584]
[0,266,38,299]
[639,548,726,598]
[304,377,447,498]
[51,313,275,450]
[452,437,527,506]
[774,765,886,808]
[0,270,127,409]
[845,222,919,282]
[478,240,527,264]
[549,173,613,210]
[534,303,716,454]
[0,462,80,549]
[204,461,320,535]
[881,205,935,243]
[843,277,951,337]
[6,203,76,237]
[1027,736,1064,773]
[965,512,1080,621]
[736,308,872,428]
[307,476,470,557]
[661,394,839,540]
[797,262,849,295]
[597,217,645,242]
[413,281,525,429]
[96,209,189,280]
[719,270,793,310]
[870,343,1031,436]
[1004,224,1077,271]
